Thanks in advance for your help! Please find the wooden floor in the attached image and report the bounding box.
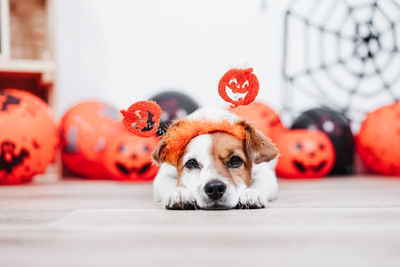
[1,175,400,267]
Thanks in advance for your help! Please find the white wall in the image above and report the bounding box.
[55,0,400,130]
[55,0,290,117]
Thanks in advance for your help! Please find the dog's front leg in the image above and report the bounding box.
[153,163,196,209]
[238,161,278,209]
[153,163,179,203]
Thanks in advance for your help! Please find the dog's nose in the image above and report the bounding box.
[204,180,226,200]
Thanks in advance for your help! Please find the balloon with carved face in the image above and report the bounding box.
[229,102,285,142]
[0,89,58,185]
[102,126,159,181]
[291,107,354,175]
[275,130,335,179]
[218,68,259,107]
[60,100,121,178]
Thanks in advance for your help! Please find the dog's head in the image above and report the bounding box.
[152,108,278,209]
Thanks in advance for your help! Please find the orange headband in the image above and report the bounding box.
[158,119,247,165]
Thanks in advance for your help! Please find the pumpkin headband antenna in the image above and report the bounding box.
[120,101,162,138]
[121,67,259,137]
[218,67,259,108]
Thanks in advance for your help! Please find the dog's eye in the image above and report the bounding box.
[184,159,199,170]
[227,156,243,168]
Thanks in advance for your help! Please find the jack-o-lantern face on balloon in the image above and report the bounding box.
[0,89,58,185]
[276,130,335,179]
[102,129,159,181]
[218,68,259,107]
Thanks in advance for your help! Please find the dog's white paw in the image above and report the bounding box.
[238,188,268,209]
[164,187,196,210]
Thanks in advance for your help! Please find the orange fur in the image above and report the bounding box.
[158,119,246,166]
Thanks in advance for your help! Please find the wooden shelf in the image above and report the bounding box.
[0,0,54,72]
[0,0,56,99]
[0,59,55,73]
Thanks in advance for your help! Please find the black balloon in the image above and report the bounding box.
[291,107,354,175]
[150,91,199,136]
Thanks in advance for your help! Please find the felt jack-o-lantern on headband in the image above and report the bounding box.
[218,68,259,108]
[153,119,247,166]
[121,101,162,137]
[121,67,259,138]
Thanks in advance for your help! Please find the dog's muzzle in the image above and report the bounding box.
[204,180,226,200]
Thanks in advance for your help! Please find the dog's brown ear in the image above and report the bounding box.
[238,120,279,164]
[152,139,167,164]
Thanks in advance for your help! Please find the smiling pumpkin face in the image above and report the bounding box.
[275,130,335,179]
[121,101,162,137]
[218,68,259,107]
[102,130,159,181]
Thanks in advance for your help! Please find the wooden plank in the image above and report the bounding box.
[0,176,400,267]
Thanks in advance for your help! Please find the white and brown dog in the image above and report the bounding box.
[152,108,279,210]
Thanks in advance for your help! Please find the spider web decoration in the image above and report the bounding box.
[282,0,400,130]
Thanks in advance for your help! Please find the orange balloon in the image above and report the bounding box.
[357,102,400,176]
[0,89,58,184]
[230,102,285,142]
[60,100,121,178]
[275,129,335,179]
[102,124,159,181]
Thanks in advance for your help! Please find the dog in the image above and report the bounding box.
[152,107,279,210]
